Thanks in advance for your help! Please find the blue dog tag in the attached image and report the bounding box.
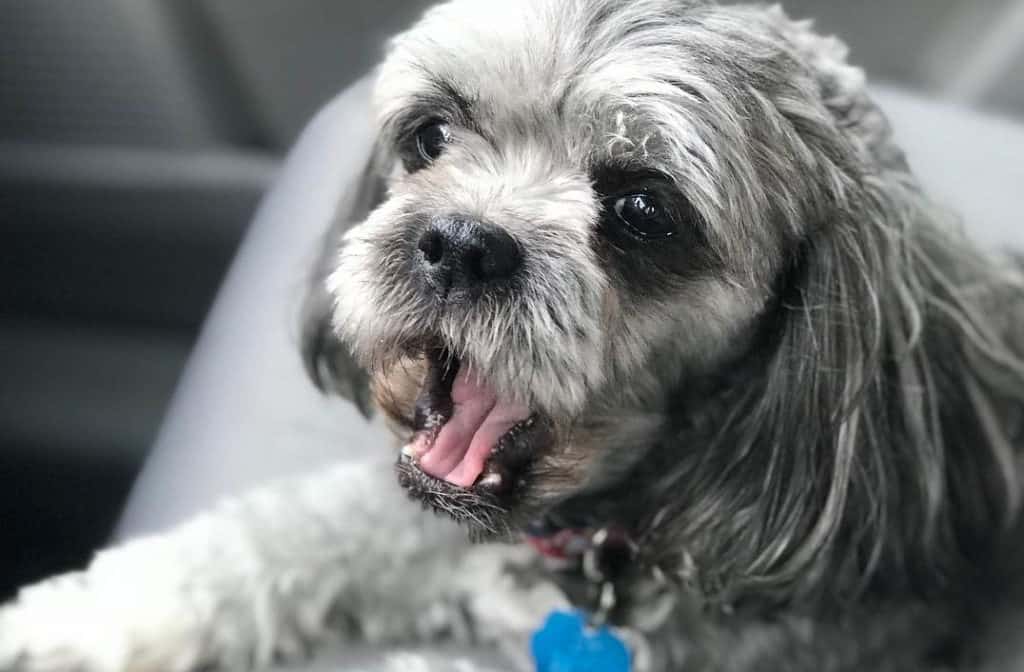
[531,610,631,672]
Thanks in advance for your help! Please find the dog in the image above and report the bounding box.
[3,0,1024,670]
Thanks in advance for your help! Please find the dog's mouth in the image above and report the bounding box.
[396,346,553,521]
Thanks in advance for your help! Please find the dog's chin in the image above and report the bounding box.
[392,345,556,538]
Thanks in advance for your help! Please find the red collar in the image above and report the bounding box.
[525,522,637,574]
[526,522,639,625]
[525,527,594,560]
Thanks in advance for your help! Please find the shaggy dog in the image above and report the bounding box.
[3,1,1024,670]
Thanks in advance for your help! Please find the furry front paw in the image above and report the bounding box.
[0,573,205,672]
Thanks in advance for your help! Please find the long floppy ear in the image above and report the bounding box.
[660,6,1022,604]
[718,192,895,593]
[731,7,1023,597]
[300,146,388,418]
[725,174,1024,600]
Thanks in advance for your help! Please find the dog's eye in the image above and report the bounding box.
[608,193,675,240]
[415,121,452,165]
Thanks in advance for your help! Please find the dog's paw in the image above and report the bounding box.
[0,572,206,672]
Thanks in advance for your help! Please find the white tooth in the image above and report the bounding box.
[401,443,417,459]
[478,472,503,488]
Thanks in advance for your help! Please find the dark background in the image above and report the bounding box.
[1,0,1022,598]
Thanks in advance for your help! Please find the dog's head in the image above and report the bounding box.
[308,0,1022,602]
[321,0,891,533]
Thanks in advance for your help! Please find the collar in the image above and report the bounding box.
[525,518,640,626]
[525,518,638,578]
[525,524,593,560]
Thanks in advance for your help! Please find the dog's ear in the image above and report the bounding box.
[732,176,1024,596]
[299,147,388,418]
[715,188,900,596]
[764,202,888,445]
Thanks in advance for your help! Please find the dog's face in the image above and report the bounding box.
[329,0,875,535]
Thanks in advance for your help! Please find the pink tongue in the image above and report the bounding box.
[417,365,530,487]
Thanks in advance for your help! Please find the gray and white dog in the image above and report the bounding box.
[4,1,1024,671]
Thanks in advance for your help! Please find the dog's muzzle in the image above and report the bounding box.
[399,346,552,494]
[390,217,557,519]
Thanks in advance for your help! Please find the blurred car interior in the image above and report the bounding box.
[1,0,1022,599]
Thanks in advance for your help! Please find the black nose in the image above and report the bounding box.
[417,216,521,294]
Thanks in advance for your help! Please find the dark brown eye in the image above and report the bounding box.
[415,121,452,165]
[608,193,675,240]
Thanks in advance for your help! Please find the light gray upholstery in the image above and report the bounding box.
[875,86,1024,248]
[115,77,1024,669]
[116,75,388,538]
